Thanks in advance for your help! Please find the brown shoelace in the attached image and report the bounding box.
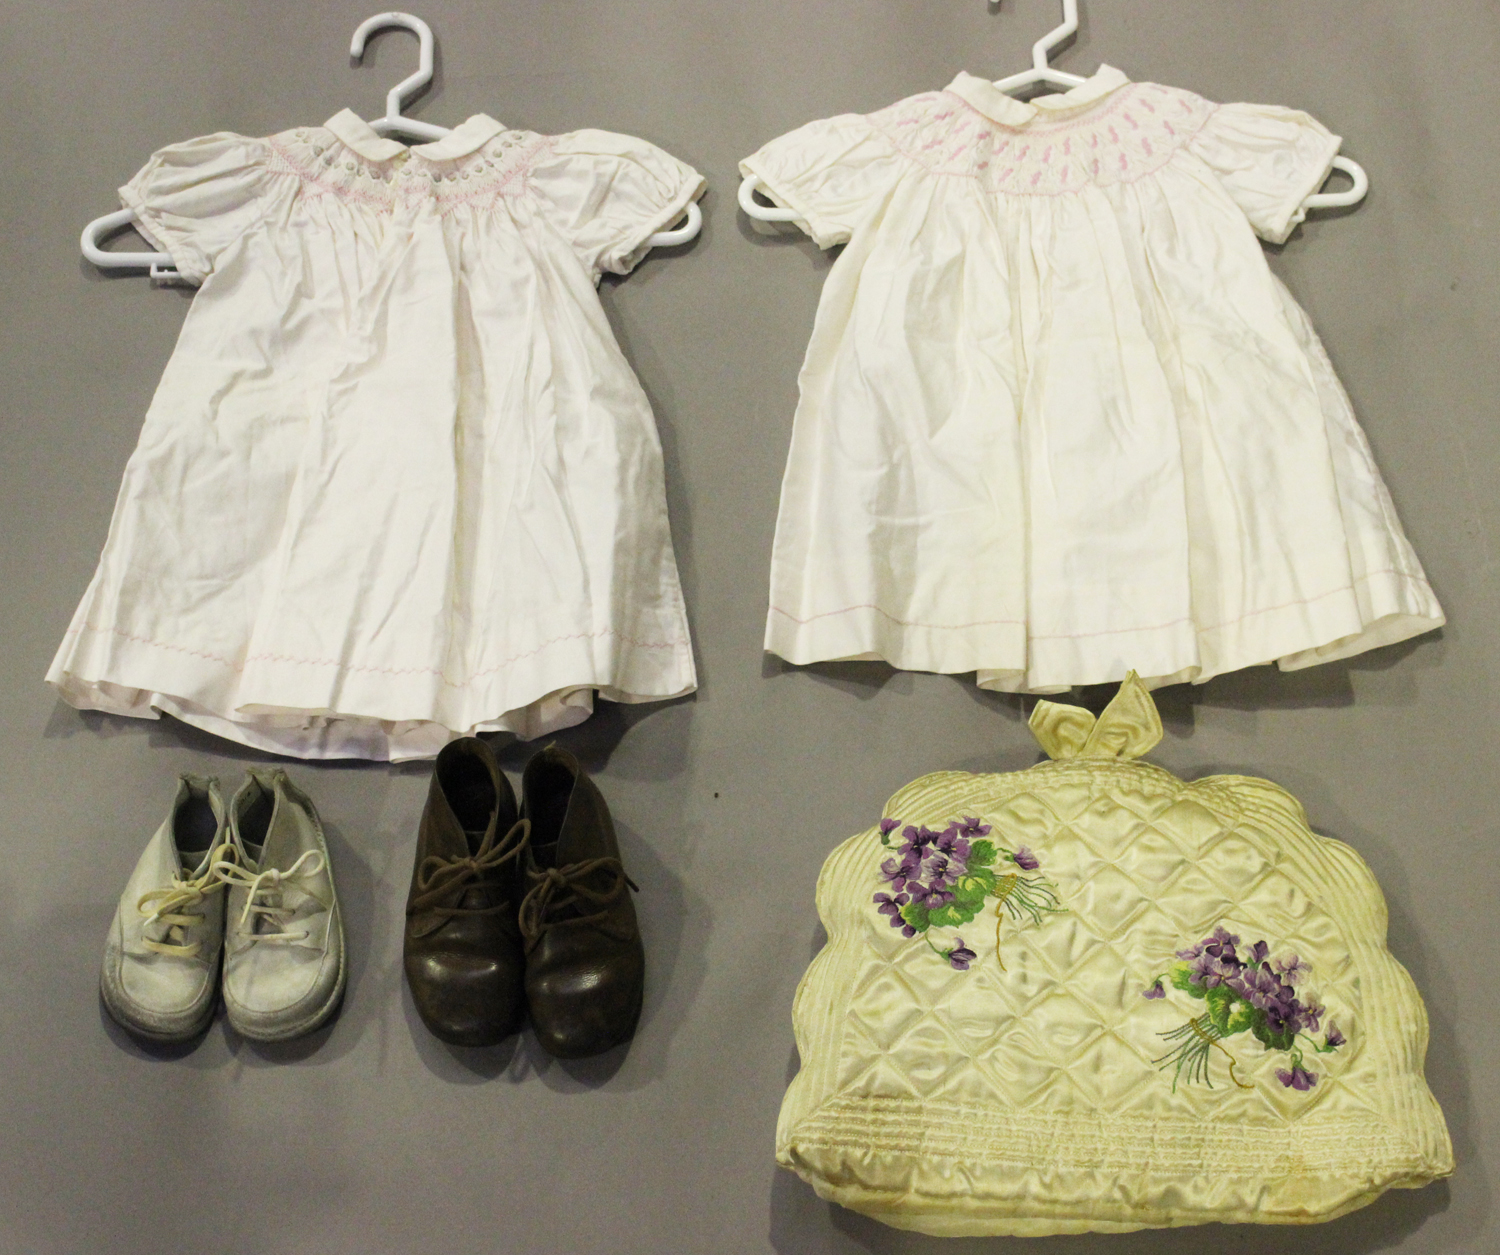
[518,857,638,951]
[408,818,530,919]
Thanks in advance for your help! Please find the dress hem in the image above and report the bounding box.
[764,569,1444,693]
[47,673,696,762]
[47,618,696,761]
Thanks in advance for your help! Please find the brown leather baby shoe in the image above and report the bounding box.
[518,746,643,1059]
[404,737,529,1046]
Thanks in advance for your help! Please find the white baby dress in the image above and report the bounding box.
[50,111,704,761]
[741,66,1443,694]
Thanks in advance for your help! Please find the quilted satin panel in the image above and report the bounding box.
[777,678,1452,1236]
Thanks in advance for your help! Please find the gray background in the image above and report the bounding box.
[0,1,1493,1251]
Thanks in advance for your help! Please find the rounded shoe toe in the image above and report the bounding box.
[526,953,643,1059]
[101,955,216,1044]
[222,944,345,1042]
[406,950,524,1047]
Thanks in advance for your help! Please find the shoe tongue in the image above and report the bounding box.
[259,817,299,871]
[447,827,502,911]
[235,777,278,868]
[184,843,219,878]
[552,795,595,866]
[254,784,308,871]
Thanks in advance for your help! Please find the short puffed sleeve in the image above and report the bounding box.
[118,133,271,285]
[739,114,906,249]
[1186,103,1343,244]
[527,130,706,279]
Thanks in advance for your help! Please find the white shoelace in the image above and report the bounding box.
[136,845,230,957]
[212,848,329,943]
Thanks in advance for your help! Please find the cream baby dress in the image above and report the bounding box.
[50,112,704,761]
[778,675,1452,1234]
[742,67,1443,693]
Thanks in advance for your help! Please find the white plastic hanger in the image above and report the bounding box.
[740,0,1366,221]
[990,0,1087,95]
[350,11,449,142]
[82,11,700,279]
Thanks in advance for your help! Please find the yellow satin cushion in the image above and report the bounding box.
[777,674,1452,1235]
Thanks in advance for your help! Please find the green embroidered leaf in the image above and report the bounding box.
[952,870,995,906]
[1205,985,1242,1035]
[967,840,997,868]
[1251,1015,1297,1054]
[899,902,930,934]
[1224,999,1258,1036]
[1169,963,1207,999]
[928,902,982,929]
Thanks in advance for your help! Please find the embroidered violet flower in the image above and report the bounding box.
[1247,939,1269,965]
[873,892,915,936]
[1142,979,1165,1000]
[907,880,954,910]
[898,826,942,863]
[1188,951,1239,990]
[1323,1023,1346,1050]
[1273,953,1309,986]
[1232,963,1286,1010]
[932,826,971,865]
[1276,1064,1318,1091]
[1263,988,1321,1038]
[879,849,922,891]
[879,818,899,838]
[925,854,952,883]
[1010,847,1040,872]
[1178,925,1239,963]
[957,816,992,839]
[1203,927,1240,961]
[946,939,977,971]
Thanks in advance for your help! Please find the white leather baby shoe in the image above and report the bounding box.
[100,775,229,1042]
[218,769,346,1042]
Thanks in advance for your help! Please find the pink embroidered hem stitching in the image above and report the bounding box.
[61,620,686,689]
[769,566,1434,638]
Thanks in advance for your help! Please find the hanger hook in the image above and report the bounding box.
[349,12,435,124]
[1031,0,1079,72]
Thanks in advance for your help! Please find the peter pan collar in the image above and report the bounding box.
[945,64,1130,127]
[323,109,506,163]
